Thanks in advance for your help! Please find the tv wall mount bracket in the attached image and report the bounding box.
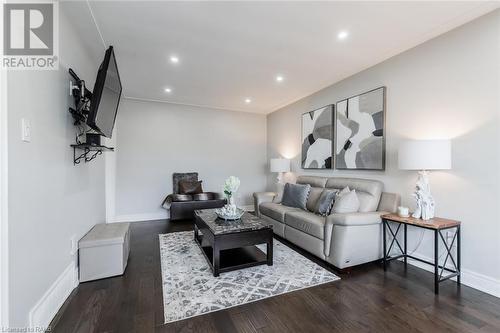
[68,68,114,165]
[70,143,114,165]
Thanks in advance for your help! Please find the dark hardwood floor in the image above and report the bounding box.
[51,219,500,333]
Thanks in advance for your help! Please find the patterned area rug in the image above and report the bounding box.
[159,231,339,323]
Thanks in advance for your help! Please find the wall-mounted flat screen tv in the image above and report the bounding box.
[87,46,122,138]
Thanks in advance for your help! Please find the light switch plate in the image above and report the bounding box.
[21,118,31,142]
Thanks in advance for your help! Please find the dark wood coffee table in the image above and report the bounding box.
[194,209,273,277]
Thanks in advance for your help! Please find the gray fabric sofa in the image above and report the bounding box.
[253,176,400,269]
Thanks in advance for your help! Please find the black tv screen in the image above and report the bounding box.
[87,46,122,138]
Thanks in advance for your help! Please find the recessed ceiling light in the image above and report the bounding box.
[245,98,252,104]
[169,55,179,64]
[164,87,172,93]
[337,30,349,40]
[276,75,284,82]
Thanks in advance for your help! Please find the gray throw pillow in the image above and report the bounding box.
[281,183,311,210]
[314,189,338,216]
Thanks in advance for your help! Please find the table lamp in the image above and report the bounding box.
[270,158,290,183]
[398,140,451,220]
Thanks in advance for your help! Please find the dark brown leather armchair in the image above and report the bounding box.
[162,172,226,221]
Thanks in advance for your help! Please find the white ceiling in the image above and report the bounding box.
[63,1,499,114]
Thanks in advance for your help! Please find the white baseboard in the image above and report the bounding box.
[108,211,169,223]
[403,254,500,298]
[29,261,79,330]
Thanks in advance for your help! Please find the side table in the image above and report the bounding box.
[381,213,461,294]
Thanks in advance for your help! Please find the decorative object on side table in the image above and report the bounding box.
[381,213,460,294]
[301,105,334,169]
[397,206,410,217]
[398,139,451,220]
[336,87,386,170]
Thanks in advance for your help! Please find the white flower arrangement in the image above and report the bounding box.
[223,176,240,197]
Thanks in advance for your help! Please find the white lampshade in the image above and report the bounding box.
[270,158,290,173]
[398,140,451,170]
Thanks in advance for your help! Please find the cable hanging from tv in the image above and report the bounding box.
[68,46,121,165]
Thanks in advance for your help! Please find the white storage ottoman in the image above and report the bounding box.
[79,222,130,282]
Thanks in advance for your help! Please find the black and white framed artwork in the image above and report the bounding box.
[301,105,334,169]
[335,87,386,170]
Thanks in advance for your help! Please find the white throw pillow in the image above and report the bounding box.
[337,186,350,197]
[332,188,360,214]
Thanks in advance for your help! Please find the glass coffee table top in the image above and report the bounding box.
[194,209,272,235]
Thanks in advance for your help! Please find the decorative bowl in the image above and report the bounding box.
[215,207,245,221]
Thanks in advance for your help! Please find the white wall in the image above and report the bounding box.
[267,11,500,295]
[113,99,267,220]
[6,5,105,328]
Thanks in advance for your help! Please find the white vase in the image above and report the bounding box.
[226,195,236,215]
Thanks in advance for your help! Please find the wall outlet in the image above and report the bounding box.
[21,118,31,142]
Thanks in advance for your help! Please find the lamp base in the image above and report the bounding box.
[276,172,283,183]
[412,170,435,220]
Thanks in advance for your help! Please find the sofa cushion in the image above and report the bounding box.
[282,183,311,210]
[306,187,324,212]
[297,176,328,188]
[325,177,382,212]
[192,192,214,201]
[173,172,198,194]
[171,194,193,202]
[259,202,300,223]
[179,180,203,194]
[285,211,325,240]
[326,211,384,226]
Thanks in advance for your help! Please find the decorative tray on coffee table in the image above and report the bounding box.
[215,207,245,221]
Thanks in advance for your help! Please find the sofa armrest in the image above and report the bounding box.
[377,192,401,213]
[326,211,389,227]
[161,194,174,209]
[253,192,276,217]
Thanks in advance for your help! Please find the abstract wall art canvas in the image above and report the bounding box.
[335,87,386,170]
[301,105,334,169]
